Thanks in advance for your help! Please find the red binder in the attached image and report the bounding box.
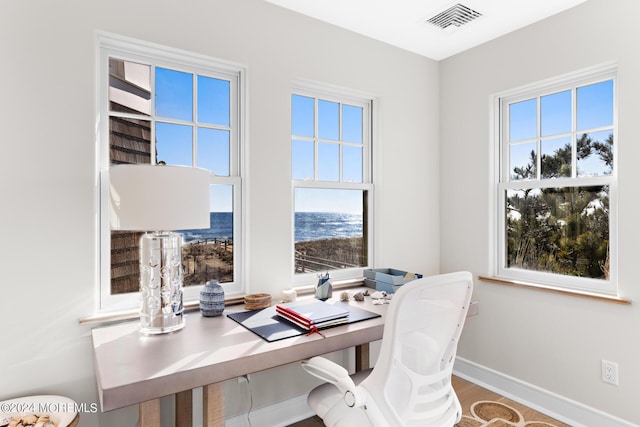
[275,300,349,330]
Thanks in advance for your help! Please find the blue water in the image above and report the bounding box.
[180,212,233,242]
[180,212,362,243]
[295,212,362,242]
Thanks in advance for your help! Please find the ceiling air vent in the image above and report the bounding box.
[425,3,482,30]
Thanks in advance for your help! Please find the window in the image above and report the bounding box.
[494,65,617,295]
[291,84,374,283]
[98,33,245,311]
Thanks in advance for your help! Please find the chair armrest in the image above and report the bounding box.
[301,356,366,408]
[302,356,349,382]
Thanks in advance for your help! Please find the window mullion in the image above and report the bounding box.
[192,73,198,167]
[502,100,510,183]
[150,65,157,165]
[230,75,239,176]
[314,98,319,181]
[571,88,577,178]
[536,95,541,180]
[338,102,344,183]
[363,104,370,183]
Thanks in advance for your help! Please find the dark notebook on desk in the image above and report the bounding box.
[227,301,380,342]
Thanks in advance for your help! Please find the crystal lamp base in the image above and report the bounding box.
[138,231,185,334]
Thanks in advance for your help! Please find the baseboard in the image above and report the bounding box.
[225,393,315,427]
[454,357,636,427]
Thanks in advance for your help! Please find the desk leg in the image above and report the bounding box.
[203,382,225,427]
[139,399,161,427]
[356,343,370,372]
[176,390,193,427]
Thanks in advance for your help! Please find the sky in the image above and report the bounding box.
[291,94,365,213]
[128,66,368,215]
[508,79,614,179]
[154,67,232,212]
[122,64,612,214]
[295,188,364,214]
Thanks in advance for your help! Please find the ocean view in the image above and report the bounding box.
[180,212,363,243]
[180,212,234,242]
[294,212,362,242]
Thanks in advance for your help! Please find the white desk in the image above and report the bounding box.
[91,293,387,426]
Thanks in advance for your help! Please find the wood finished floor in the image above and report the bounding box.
[287,375,570,427]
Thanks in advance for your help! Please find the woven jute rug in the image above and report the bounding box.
[455,400,561,427]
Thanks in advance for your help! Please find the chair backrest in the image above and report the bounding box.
[359,271,473,427]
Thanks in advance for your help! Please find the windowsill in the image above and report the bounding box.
[478,275,631,305]
[78,295,246,326]
[79,278,365,326]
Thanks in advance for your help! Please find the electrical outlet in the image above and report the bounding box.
[601,360,619,386]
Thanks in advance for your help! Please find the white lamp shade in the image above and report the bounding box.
[110,164,210,231]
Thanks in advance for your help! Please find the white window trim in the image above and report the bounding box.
[291,81,375,286]
[96,32,247,312]
[490,63,618,296]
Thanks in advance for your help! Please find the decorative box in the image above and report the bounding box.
[363,268,423,293]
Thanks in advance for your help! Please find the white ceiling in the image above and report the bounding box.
[264,0,589,60]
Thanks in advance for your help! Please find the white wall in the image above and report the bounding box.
[0,0,439,425]
[441,0,640,424]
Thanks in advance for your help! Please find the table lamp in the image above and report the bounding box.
[110,164,210,334]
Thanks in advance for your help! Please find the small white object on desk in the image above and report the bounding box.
[282,288,297,302]
[371,291,391,305]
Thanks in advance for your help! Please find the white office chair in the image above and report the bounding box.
[301,271,474,427]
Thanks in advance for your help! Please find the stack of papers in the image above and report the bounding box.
[275,300,349,330]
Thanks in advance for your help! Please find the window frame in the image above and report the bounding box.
[290,82,375,285]
[97,32,247,312]
[491,63,618,296]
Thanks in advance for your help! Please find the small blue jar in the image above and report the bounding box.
[200,280,225,317]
